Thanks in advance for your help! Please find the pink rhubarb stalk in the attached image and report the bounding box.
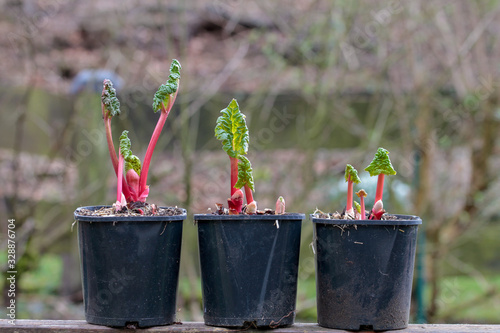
[370,174,386,219]
[346,175,353,213]
[356,189,367,220]
[244,184,257,214]
[230,156,239,196]
[244,184,254,204]
[113,147,126,211]
[116,148,123,203]
[375,174,385,204]
[228,156,244,214]
[103,115,118,174]
[344,164,361,217]
[139,97,177,199]
[126,169,140,200]
[276,196,285,214]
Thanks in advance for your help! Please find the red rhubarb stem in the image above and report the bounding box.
[104,116,118,175]
[360,196,365,220]
[244,184,254,204]
[139,99,174,196]
[230,156,239,196]
[346,175,353,211]
[103,111,132,200]
[116,147,124,203]
[375,174,385,203]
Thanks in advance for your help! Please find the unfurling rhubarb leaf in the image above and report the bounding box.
[119,130,131,156]
[215,99,249,158]
[119,130,143,201]
[353,200,361,214]
[345,164,361,184]
[356,189,367,198]
[102,79,121,118]
[353,200,361,219]
[364,147,396,177]
[234,156,254,191]
[152,59,181,112]
[119,130,142,176]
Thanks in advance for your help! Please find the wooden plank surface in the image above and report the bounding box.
[1,320,500,333]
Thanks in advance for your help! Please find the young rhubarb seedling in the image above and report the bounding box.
[356,189,367,220]
[101,59,181,213]
[364,147,396,220]
[215,99,256,214]
[344,164,361,217]
[276,196,285,214]
[353,201,362,219]
[102,80,132,202]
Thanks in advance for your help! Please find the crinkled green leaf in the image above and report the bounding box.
[119,130,131,159]
[125,155,141,176]
[353,200,361,214]
[364,147,397,177]
[234,155,254,191]
[215,99,249,158]
[119,130,141,176]
[152,59,181,112]
[101,79,121,117]
[345,164,361,184]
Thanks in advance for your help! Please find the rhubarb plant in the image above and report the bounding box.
[101,59,181,213]
[318,148,396,220]
[356,189,367,220]
[276,196,286,215]
[344,164,361,217]
[215,99,256,214]
[353,201,362,219]
[364,147,396,219]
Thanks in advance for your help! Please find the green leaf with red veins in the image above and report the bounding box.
[364,147,397,176]
[215,99,249,158]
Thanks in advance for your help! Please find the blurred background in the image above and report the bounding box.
[1,0,499,324]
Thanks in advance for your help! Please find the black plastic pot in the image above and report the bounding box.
[194,213,304,328]
[311,214,422,331]
[75,206,186,328]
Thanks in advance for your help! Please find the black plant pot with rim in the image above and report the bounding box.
[311,214,422,331]
[194,213,304,328]
[75,206,186,328]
